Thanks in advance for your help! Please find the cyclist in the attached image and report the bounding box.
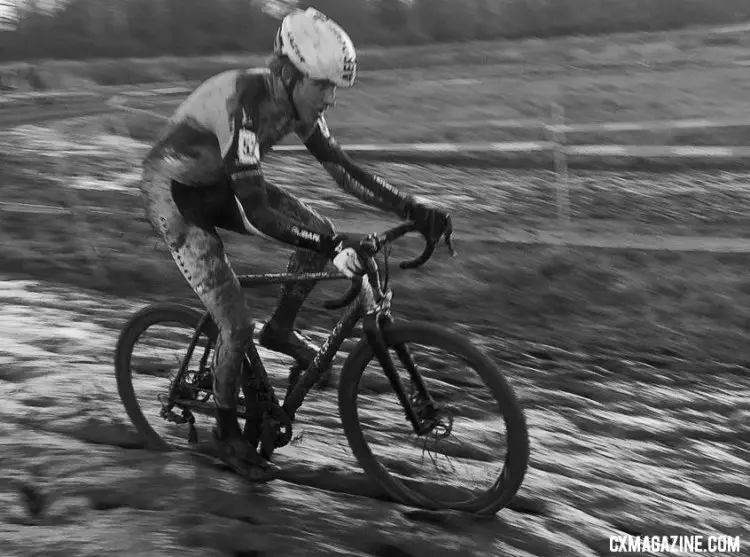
[139,7,452,481]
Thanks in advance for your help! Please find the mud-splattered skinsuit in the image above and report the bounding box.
[140,68,414,409]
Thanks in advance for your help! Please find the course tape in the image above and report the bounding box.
[276,142,554,154]
[272,143,750,158]
[0,86,191,107]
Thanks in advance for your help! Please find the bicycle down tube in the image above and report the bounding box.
[282,300,363,420]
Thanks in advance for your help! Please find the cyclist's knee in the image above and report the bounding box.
[220,320,254,347]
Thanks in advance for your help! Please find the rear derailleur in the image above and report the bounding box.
[159,404,199,444]
[157,370,211,444]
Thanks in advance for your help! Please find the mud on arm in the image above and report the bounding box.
[300,117,416,219]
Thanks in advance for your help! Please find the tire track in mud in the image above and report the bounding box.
[1,278,748,557]
[0,97,113,129]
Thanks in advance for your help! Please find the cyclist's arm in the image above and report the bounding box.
[220,108,339,254]
[298,117,416,218]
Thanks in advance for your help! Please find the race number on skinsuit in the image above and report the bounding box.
[237,128,260,166]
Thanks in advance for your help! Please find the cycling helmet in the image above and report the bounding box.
[274,8,357,88]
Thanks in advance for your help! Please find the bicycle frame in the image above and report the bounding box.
[243,267,440,436]
[174,270,362,417]
[173,217,455,440]
[237,269,381,422]
[175,265,436,436]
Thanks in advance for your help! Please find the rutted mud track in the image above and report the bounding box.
[0,95,748,556]
[0,279,747,556]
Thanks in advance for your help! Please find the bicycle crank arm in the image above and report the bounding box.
[170,398,216,415]
[170,397,257,422]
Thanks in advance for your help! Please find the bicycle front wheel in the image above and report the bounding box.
[338,321,529,515]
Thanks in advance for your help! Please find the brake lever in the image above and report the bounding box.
[444,222,457,257]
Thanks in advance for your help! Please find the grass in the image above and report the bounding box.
[99,35,750,154]
[7,20,750,149]
[3,119,750,366]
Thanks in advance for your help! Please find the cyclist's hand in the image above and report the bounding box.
[407,201,453,245]
[329,234,379,278]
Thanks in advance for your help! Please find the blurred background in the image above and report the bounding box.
[2,0,750,60]
[0,2,748,556]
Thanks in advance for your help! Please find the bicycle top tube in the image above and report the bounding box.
[238,271,347,288]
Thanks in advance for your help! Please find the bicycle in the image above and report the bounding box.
[114,221,529,515]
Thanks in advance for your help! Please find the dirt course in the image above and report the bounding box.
[1,121,748,555]
[2,24,750,554]
[1,277,747,557]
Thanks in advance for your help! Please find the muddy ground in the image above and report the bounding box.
[0,274,748,557]
[0,124,750,557]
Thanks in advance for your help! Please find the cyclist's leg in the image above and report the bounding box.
[258,183,335,366]
[140,170,278,480]
[141,172,250,416]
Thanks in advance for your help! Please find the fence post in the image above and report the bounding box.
[549,102,571,238]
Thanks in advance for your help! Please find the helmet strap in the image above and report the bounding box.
[285,73,302,121]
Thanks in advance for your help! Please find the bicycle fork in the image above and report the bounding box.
[363,312,442,437]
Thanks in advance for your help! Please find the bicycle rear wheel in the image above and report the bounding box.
[114,303,218,450]
[338,321,529,515]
